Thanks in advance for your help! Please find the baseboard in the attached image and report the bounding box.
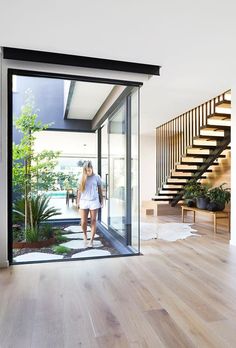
[0,260,9,268]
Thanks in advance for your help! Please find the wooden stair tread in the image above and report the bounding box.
[215,100,231,108]
[163,184,184,189]
[207,113,231,119]
[158,191,179,195]
[167,178,188,183]
[175,167,213,173]
[152,197,174,201]
[200,124,230,131]
[171,172,207,179]
[207,119,231,127]
[199,129,225,138]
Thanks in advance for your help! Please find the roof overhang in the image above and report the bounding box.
[3,47,161,76]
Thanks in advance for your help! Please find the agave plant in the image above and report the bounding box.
[13,194,61,230]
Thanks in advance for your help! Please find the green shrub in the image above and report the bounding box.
[52,245,70,255]
[39,223,54,240]
[55,235,69,243]
[53,229,64,236]
[25,227,39,243]
[13,226,24,242]
[13,194,61,230]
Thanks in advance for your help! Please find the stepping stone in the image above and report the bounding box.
[60,240,103,250]
[72,249,111,258]
[62,232,99,240]
[13,252,63,262]
[64,225,91,233]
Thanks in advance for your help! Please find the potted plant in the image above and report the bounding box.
[207,183,230,211]
[184,179,210,209]
[195,184,210,210]
[183,179,200,207]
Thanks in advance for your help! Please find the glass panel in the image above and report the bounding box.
[108,103,126,238]
[130,89,140,251]
[101,123,108,226]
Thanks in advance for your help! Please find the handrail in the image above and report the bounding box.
[156,90,230,192]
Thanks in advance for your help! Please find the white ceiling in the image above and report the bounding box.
[1,0,236,135]
[34,131,97,156]
[68,81,114,119]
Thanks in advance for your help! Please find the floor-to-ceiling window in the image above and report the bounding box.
[9,70,140,263]
[98,87,140,253]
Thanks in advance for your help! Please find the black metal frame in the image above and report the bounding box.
[126,95,132,246]
[7,70,13,264]
[99,88,140,252]
[3,47,161,76]
[7,67,141,264]
[97,127,102,222]
[8,68,143,88]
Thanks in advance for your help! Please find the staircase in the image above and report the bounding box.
[153,90,231,206]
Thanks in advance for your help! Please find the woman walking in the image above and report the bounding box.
[77,161,103,248]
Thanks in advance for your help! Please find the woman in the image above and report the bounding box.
[77,161,103,248]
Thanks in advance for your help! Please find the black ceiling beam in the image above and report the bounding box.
[3,47,161,76]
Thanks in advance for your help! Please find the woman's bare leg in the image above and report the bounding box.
[80,209,89,243]
[89,209,98,243]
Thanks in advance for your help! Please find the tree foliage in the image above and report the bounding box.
[12,89,61,233]
[13,89,60,195]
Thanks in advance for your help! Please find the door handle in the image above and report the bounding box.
[105,173,108,200]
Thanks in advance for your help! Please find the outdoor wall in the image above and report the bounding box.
[13,75,92,135]
[140,133,156,202]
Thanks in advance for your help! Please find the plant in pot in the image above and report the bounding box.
[195,184,210,210]
[207,184,230,211]
[184,179,210,209]
[183,179,200,207]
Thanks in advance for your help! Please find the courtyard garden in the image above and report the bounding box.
[12,90,118,262]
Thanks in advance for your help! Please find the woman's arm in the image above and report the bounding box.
[98,185,103,207]
[77,187,81,209]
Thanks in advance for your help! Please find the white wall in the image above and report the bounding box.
[230,87,236,245]
[140,133,156,202]
[0,57,148,267]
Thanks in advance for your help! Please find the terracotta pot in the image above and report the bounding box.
[13,237,56,249]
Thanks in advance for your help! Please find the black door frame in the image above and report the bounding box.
[97,87,140,251]
[7,68,141,264]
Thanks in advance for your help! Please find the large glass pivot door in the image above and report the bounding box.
[99,88,140,254]
[108,102,127,239]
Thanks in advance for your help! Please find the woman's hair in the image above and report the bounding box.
[80,161,93,192]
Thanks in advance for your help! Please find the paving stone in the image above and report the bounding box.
[62,232,99,240]
[13,252,63,262]
[60,240,103,250]
[64,225,91,233]
[72,249,111,258]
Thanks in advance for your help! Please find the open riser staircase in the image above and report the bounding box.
[153,90,231,206]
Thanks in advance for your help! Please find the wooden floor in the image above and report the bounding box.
[0,213,236,348]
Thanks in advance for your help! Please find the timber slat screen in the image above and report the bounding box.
[156,91,229,193]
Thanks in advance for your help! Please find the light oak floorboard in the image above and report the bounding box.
[0,214,236,347]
